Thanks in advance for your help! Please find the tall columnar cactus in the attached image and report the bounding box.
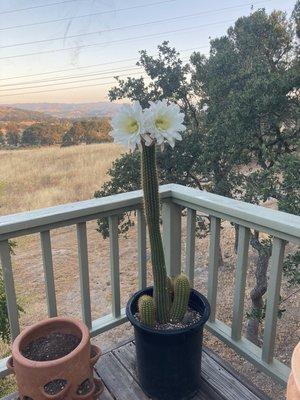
[110,100,189,327]
[170,275,191,323]
[138,295,155,327]
[141,144,170,323]
[167,276,174,304]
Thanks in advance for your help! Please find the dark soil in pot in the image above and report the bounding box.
[21,332,80,361]
[77,379,92,395]
[126,287,210,400]
[44,379,67,395]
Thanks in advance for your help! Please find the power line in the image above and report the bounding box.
[0,58,139,81]
[0,0,89,15]
[0,81,117,97]
[0,46,202,82]
[0,20,233,61]
[0,55,193,91]
[0,0,178,31]
[0,2,268,49]
[0,66,143,87]
[0,14,218,49]
[0,72,146,92]
[0,47,207,97]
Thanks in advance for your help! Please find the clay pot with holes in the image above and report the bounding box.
[7,317,103,400]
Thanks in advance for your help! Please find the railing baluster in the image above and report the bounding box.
[109,215,121,318]
[137,210,147,290]
[231,226,250,341]
[76,222,92,328]
[162,201,182,277]
[185,208,196,286]
[0,240,20,339]
[262,237,286,363]
[207,216,221,322]
[40,231,57,317]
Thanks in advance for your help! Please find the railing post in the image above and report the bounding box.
[162,200,182,278]
[40,230,57,317]
[262,237,286,363]
[76,222,92,328]
[0,240,20,340]
[231,226,250,341]
[109,215,121,318]
[207,216,221,322]
[185,208,196,286]
[137,209,147,290]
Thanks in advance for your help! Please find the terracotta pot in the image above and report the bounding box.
[287,341,300,400]
[7,317,104,400]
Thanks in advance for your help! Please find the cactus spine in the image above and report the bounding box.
[138,295,155,327]
[141,143,170,323]
[169,274,190,323]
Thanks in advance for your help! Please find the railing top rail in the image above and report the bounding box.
[0,184,299,242]
[169,184,300,242]
[0,187,173,239]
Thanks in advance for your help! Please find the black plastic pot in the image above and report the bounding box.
[126,287,210,400]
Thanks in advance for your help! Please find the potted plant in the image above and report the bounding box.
[110,100,211,400]
[7,317,103,399]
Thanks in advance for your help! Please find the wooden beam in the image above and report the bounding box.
[0,240,20,339]
[40,230,57,317]
[185,208,196,286]
[262,238,286,363]
[76,222,92,328]
[231,226,250,341]
[109,215,121,318]
[207,217,221,322]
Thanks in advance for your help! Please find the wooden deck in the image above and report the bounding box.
[4,340,270,400]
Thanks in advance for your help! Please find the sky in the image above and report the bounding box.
[0,0,296,104]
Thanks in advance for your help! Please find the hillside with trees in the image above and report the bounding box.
[9,102,122,119]
[0,106,112,148]
[0,106,54,122]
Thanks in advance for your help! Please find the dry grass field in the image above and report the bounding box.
[0,143,123,215]
[0,144,298,399]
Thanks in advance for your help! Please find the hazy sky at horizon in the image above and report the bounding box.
[0,0,295,104]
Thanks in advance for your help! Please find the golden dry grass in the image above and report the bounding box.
[0,143,124,215]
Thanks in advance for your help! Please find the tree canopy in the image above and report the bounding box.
[95,7,299,343]
[97,8,299,220]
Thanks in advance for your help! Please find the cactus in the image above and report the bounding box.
[167,276,174,304]
[141,143,191,326]
[169,274,191,323]
[141,143,170,323]
[138,295,155,327]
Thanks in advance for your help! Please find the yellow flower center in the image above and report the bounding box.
[155,115,171,131]
[124,117,139,135]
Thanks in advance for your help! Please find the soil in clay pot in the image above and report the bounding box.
[77,379,92,395]
[44,379,67,395]
[21,332,81,361]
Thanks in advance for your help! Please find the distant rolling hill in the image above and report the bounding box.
[10,102,122,119]
[0,105,54,122]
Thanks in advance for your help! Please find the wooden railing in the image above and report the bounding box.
[0,184,299,386]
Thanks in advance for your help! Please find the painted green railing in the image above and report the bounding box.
[0,184,299,385]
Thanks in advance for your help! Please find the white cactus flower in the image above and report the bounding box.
[144,99,186,148]
[110,101,152,150]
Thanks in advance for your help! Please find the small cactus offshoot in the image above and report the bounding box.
[138,274,191,327]
[169,274,191,323]
[167,276,174,303]
[138,295,155,327]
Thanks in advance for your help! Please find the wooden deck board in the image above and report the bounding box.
[1,340,269,400]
